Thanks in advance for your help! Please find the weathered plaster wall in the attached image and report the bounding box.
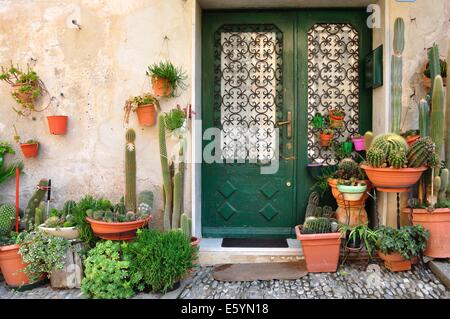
[0,0,193,218]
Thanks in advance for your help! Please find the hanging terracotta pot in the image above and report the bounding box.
[152,76,173,97]
[86,216,152,241]
[402,208,450,258]
[360,164,427,192]
[378,251,412,272]
[328,109,345,129]
[136,104,157,127]
[20,142,39,158]
[320,133,333,147]
[47,116,68,135]
[295,226,341,272]
[11,83,36,105]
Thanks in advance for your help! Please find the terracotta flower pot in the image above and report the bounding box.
[47,116,68,135]
[360,164,427,192]
[378,251,412,272]
[295,226,341,273]
[191,236,200,247]
[406,135,420,147]
[136,104,157,127]
[0,244,31,287]
[352,137,365,151]
[20,143,39,158]
[329,111,345,129]
[86,216,152,241]
[11,83,36,104]
[320,133,333,147]
[402,208,450,258]
[152,76,173,97]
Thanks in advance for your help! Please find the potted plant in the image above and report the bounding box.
[19,139,39,159]
[164,106,187,138]
[312,112,324,129]
[123,92,160,127]
[352,134,365,151]
[360,133,431,192]
[0,64,47,117]
[147,61,187,97]
[328,109,345,128]
[123,229,197,293]
[38,200,79,240]
[327,158,370,226]
[47,116,69,135]
[0,142,22,186]
[0,231,31,288]
[375,225,429,272]
[339,224,380,255]
[342,138,353,156]
[319,128,334,147]
[337,178,367,201]
[403,129,420,147]
[295,208,340,272]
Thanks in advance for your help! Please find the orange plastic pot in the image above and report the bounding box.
[360,164,427,192]
[152,76,173,97]
[20,143,39,158]
[402,208,450,258]
[378,251,412,272]
[295,226,341,273]
[136,104,157,127]
[0,244,31,287]
[86,216,152,241]
[47,116,68,135]
[320,133,333,147]
[406,135,420,147]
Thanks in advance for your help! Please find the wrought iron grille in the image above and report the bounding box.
[307,23,360,165]
[213,24,283,163]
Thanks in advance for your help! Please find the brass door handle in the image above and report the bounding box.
[276,111,292,139]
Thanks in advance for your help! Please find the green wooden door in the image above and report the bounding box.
[202,10,372,238]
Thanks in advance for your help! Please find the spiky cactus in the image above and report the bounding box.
[25,179,49,230]
[364,131,374,149]
[371,133,408,154]
[63,200,77,216]
[430,76,445,160]
[438,168,449,203]
[180,213,192,240]
[34,202,46,227]
[418,99,430,137]
[302,217,332,234]
[305,191,320,219]
[428,44,441,93]
[93,210,104,220]
[159,114,173,231]
[0,204,15,236]
[390,18,405,134]
[388,149,407,168]
[367,147,386,168]
[137,190,153,216]
[125,129,137,213]
[446,39,450,173]
[322,206,333,218]
[407,137,436,167]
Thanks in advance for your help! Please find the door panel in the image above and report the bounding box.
[202,12,296,238]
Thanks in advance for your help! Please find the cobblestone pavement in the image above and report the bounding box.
[1,262,449,299]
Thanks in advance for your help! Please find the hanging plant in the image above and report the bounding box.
[312,112,324,129]
[0,63,48,117]
[146,61,187,97]
[328,109,345,129]
[13,125,39,158]
[123,92,160,127]
[319,128,334,147]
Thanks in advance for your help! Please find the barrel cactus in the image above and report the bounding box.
[0,204,15,236]
[367,147,386,168]
[388,149,407,169]
[406,137,436,168]
[302,217,332,234]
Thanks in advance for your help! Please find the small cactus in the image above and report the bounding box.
[305,192,320,218]
[93,210,104,220]
[180,213,192,240]
[367,148,386,168]
[25,179,49,230]
[302,217,332,234]
[364,131,374,149]
[438,168,449,203]
[103,211,114,222]
[125,212,136,222]
[0,204,16,236]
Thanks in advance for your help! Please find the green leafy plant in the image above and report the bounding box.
[329,109,345,117]
[339,224,380,256]
[147,61,187,97]
[0,231,18,247]
[123,92,160,124]
[0,141,22,187]
[0,63,47,116]
[81,240,136,299]
[17,229,69,282]
[123,229,196,293]
[164,106,187,132]
[375,225,429,260]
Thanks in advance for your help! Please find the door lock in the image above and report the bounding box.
[286,181,292,187]
[276,111,292,139]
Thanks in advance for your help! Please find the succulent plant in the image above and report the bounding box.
[407,137,437,168]
[0,204,15,236]
[367,147,386,168]
[388,149,407,168]
[301,217,332,234]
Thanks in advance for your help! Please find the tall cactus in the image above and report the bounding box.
[428,44,441,93]
[390,18,405,134]
[25,179,48,230]
[430,75,445,159]
[438,168,449,203]
[159,115,172,231]
[445,38,450,173]
[125,129,137,212]
[418,99,430,137]
[34,202,46,228]
[180,213,192,240]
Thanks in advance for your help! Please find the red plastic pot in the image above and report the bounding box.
[47,116,68,135]
[136,104,157,126]
[295,226,341,273]
[86,216,152,241]
[20,143,39,158]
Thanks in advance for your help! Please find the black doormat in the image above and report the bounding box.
[221,238,288,248]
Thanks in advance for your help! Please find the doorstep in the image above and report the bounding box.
[428,259,450,289]
[198,238,304,266]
